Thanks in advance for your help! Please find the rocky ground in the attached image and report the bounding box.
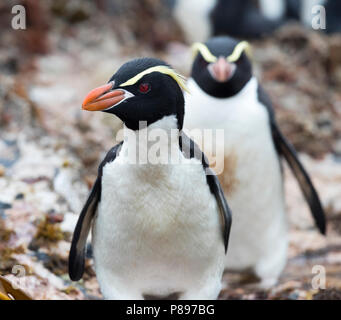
[1,1,341,300]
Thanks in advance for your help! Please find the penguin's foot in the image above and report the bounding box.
[227,272,278,290]
[229,274,278,290]
[252,241,288,290]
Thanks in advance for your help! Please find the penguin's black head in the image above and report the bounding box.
[82,58,187,130]
[191,36,252,98]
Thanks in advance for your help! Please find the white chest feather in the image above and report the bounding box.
[184,78,288,275]
[92,116,224,299]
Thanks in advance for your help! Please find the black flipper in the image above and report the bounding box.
[68,142,123,281]
[258,84,326,235]
[179,132,232,253]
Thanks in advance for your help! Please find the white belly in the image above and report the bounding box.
[184,78,288,278]
[221,119,287,271]
[92,154,224,299]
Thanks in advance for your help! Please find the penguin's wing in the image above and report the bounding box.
[179,132,232,252]
[68,142,123,281]
[258,85,326,235]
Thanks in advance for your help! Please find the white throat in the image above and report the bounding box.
[184,76,259,129]
[187,76,258,103]
[120,115,182,165]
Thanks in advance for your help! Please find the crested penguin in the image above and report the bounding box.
[184,37,326,287]
[68,58,232,299]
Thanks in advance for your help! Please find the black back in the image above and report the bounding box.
[210,0,282,39]
[258,85,326,235]
[69,142,123,281]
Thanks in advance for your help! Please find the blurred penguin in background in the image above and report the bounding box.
[324,0,341,34]
[184,36,326,287]
[269,0,341,33]
[171,0,281,42]
[167,0,339,43]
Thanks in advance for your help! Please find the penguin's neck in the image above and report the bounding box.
[189,76,259,103]
[121,115,182,165]
[184,77,260,130]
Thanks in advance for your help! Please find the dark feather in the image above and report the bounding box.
[179,132,232,252]
[257,85,326,235]
[68,142,123,281]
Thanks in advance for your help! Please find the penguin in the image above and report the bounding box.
[171,0,283,43]
[184,36,326,287]
[68,58,232,300]
[324,0,341,34]
[261,0,330,31]
[210,0,283,39]
[170,0,335,43]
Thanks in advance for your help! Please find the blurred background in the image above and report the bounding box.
[0,0,341,300]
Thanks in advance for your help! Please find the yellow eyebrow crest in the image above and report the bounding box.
[119,65,189,93]
[192,42,217,63]
[191,41,251,63]
[227,41,251,62]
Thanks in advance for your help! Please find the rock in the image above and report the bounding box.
[313,288,341,300]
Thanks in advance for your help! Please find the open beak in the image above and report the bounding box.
[208,57,236,83]
[82,81,126,111]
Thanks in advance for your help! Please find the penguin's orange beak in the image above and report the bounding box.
[209,57,236,82]
[82,82,125,111]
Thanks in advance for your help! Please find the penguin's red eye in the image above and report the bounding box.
[138,83,151,93]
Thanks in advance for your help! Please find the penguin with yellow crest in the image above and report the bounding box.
[184,36,326,287]
[69,58,232,299]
